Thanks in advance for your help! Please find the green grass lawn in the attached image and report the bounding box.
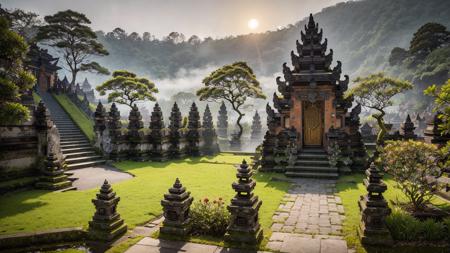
[337,173,450,253]
[53,94,94,142]
[0,154,289,243]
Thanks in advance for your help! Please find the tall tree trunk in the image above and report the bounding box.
[71,70,77,86]
[373,111,386,146]
[235,110,244,138]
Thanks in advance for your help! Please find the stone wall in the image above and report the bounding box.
[0,101,63,187]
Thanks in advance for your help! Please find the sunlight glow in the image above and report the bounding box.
[248,18,259,30]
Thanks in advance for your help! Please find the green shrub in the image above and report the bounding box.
[386,208,448,241]
[189,197,230,236]
[386,208,421,241]
[443,217,450,241]
[420,219,446,241]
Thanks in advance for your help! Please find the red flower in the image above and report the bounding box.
[204,197,209,203]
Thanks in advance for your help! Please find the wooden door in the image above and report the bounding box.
[303,101,323,146]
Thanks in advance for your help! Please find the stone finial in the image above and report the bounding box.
[107,103,122,160]
[401,114,417,140]
[35,151,72,190]
[160,178,193,236]
[225,160,263,245]
[94,102,107,132]
[217,101,228,138]
[185,102,201,156]
[250,111,262,141]
[88,180,127,241]
[358,163,393,246]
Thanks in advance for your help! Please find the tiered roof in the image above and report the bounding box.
[274,14,351,112]
[27,44,61,73]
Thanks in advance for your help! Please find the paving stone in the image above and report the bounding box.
[281,225,295,232]
[271,223,283,232]
[269,232,288,241]
[280,236,320,253]
[266,241,282,251]
[321,239,348,253]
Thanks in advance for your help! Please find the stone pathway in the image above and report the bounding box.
[126,237,269,253]
[68,165,133,190]
[267,178,352,253]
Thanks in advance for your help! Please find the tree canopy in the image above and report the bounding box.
[345,73,412,144]
[0,17,36,124]
[197,61,266,139]
[424,78,450,134]
[36,9,109,85]
[96,70,158,108]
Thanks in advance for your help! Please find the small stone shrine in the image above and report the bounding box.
[128,104,144,160]
[400,114,417,140]
[149,103,168,161]
[35,151,72,190]
[225,160,263,245]
[250,111,263,141]
[424,113,450,148]
[358,163,393,246]
[88,180,127,241]
[107,103,123,160]
[160,178,193,236]
[217,101,228,138]
[168,102,183,158]
[185,103,201,156]
[201,104,220,155]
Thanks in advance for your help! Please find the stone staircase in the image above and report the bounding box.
[285,148,339,179]
[40,92,105,169]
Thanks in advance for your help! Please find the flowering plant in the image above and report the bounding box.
[189,197,230,236]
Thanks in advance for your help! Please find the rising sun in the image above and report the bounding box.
[248,18,259,30]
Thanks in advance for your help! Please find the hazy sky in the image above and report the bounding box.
[0,0,345,38]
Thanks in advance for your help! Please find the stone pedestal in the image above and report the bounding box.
[273,130,289,172]
[88,180,127,242]
[225,160,263,245]
[35,152,72,190]
[160,178,193,236]
[358,163,393,246]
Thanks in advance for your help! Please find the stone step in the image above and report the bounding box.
[66,155,102,164]
[61,138,89,143]
[285,171,339,179]
[297,153,329,159]
[65,151,97,159]
[301,148,327,154]
[60,134,87,139]
[61,143,92,149]
[60,140,90,145]
[295,160,330,167]
[287,165,338,173]
[67,160,106,170]
[62,146,95,154]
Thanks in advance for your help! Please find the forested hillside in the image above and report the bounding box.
[94,0,450,79]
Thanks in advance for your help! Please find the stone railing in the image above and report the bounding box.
[93,102,220,161]
[52,82,95,118]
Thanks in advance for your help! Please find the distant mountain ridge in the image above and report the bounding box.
[94,0,450,79]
